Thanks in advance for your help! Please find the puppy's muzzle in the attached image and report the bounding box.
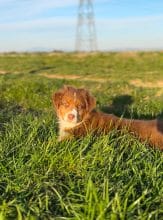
[67,113,75,121]
[65,109,78,123]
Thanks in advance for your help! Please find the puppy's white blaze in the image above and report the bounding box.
[58,109,79,140]
[74,92,77,101]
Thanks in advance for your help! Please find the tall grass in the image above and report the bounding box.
[0,52,163,219]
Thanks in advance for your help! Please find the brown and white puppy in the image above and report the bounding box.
[52,85,95,141]
[52,86,163,150]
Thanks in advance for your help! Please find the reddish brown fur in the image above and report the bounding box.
[52,85,95,123]
[52,86,163,150]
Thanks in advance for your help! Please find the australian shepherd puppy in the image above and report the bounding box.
[52,85,163,150]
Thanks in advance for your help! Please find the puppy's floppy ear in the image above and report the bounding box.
[63,85,76,92]
[79,89,96,111]
[86,91,96,111]
[52,91,63,109]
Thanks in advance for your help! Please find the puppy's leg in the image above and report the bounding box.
[64,123,88,137]
[58,129,73,141]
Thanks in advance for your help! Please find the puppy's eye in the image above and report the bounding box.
[62,101,69,107]
[78,105,83,110]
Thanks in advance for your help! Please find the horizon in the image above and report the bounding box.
[0,0,163,52]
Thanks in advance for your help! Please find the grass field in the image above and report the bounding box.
[0,52,163,219]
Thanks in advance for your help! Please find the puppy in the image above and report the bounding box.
[52,86,163,150]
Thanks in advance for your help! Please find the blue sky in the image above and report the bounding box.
[0,0,163,52]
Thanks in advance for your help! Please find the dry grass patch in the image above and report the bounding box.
[130,79,163,96]
[116,51,139,59]
[130,79,163,88]
[40,73,107,83]
[0,70,8,74]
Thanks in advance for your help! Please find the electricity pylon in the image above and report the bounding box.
[75,0,97,52]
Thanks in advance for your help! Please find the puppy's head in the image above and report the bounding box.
[52,85,96,124]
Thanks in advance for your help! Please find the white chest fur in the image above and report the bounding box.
[58,120,78,141]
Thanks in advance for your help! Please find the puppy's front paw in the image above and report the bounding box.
[58,136,73,142]
[58,136,65,142]
[58,132,73,142]
[64,127,74,134]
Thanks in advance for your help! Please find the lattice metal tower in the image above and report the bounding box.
[75,0,97,52]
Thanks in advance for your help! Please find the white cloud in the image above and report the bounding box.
[0,0,163,51]
[0,0,110,21]
[0,17,76,31]
[1,14,163,32]
[0,0,78,22]
[97,14,163,29]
